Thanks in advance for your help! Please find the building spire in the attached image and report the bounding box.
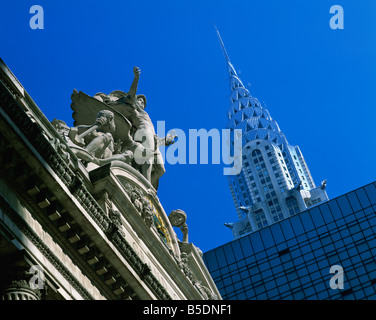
[215,26,238,78]
[216,26,253,106]
[215,26,231,63]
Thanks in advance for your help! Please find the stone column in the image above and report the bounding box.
[0,268,42,300]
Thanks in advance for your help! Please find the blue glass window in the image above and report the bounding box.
[239,236,253,257]
[254,284,266,295]
[364,286,376,297]
[220,266,229,275]
[287,238,298,247]
[245,288,255,299]
[354,289,366,300]
[276,276,287,287]
[294,256,304,267]
[255,251,266,261]
[344,213,356,224]
[286,271,298,281]
[265,280,277,290]
[225,285,235,295]
[270,257,281,268]
[272,265,284,275]
[223,243,235,264]
[328,254,339,265]
[267,288,279,299]
[245,256,256,265]
[314,282,327,293]
[317,225,328,234]
[290,217,304,236]
[349,223,361,234]
[280,252,292,263]
[356,188,371,208]
[223,276,232,287]
[329,201,343,220]
[266,247,277,256]
[280,219,295,240]
[303,252,314,263]
[293,291,305,300]
[356,265,367,276]
[337,196,353,216]
[259,261,270,272]
[310,207,325,228]
[364,184,376,205]
[249,265,260,275]
[317,290,329,299]
[320,204,334,224]
[204,250,219,271]
[324,244,335,254]
[336,218,346,227]
[297,267,308,277]
[240,270,250,280]
[278,283,290,294]
[355,209,365,220]
[300,213,315,232]
[237,259,246,269]
[236,292,246,300]
[347,192,362,212]
[250,232,264,253]
[260,228,275,249]
[215,247,228,268]
[300,275,311,285]
[290,248,302,259]
[232,274,241,283]
[297,234,308,243]
[313,248,324,258]
[231,240,244,260]
[311,240,321,250]
[303,286,315,297]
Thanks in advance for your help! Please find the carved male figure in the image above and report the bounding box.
[68,109,116,159]
[103,67,175,189]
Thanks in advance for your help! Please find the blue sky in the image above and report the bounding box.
[1,1,376,252]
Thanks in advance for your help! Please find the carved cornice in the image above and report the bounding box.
[0,194,94,300]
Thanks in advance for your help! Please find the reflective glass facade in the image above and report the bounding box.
[203,182,376,300]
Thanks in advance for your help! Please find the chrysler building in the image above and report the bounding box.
[216,29,329,239]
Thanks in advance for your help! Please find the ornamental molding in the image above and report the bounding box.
[0,194,94,300]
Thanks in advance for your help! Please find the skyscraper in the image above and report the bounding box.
[216,29,329,239]
[204,181,376,300]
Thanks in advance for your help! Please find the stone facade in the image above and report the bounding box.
[0,59,220,300]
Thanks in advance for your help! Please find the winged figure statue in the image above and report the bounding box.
[67,67,176,190]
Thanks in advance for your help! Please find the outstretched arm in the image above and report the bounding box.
[129,66,141,98]
[155,131,177,149]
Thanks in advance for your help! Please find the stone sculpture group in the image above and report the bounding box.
[48,66,219,300]
[52,67,176,190]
